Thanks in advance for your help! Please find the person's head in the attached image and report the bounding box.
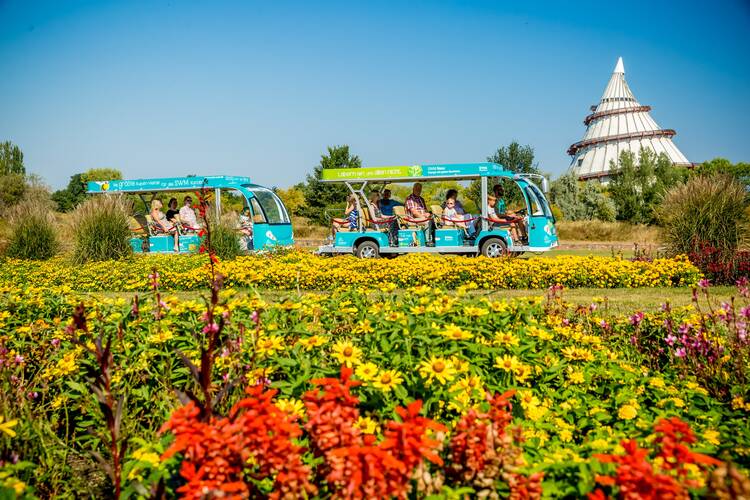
[183,196,193,207]
[493,184,504,197]
[445,197,457,209]
[151,199,163,211]
[412,183,422,196]
[368,191,380,204]
[168,197,178,209]
[488,195,497,207]
[383,189,391,200]
[446,189,458,200]
[347,194,357,205]
[242,206,251,216]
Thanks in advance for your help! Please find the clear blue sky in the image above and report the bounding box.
[1,0,748,189]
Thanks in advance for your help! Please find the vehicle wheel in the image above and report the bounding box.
[356,241,380,259]
[481,237,508,258]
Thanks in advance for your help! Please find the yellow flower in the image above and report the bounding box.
[132,447,161,467]
[0,415,18,437]
[463,306,488,317]
[275,398,306,419]
[495,355,520,372]
[513,364,533,384]
[618,404,638,420]
[355,319,374,334]
[298,334,328,350]
[355,362,379,382]
[438,324,473,341]
[567,369,585,385]
[703,429,720,446]
[450,356,470,373]
[372,369,403,392]
[256,335,285,356]
[649,377,665,389]
[418,356,456,385]
[559,429,573,442]
[332,340,362,367]
[494,331,519,346]
[355,416,379,434]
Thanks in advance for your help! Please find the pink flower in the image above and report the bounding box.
[202,322,219,335]
[674,347,687,358]
[629,312,644,326]
[698,278,710,289]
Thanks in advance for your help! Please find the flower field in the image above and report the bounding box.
[1,272,749,498]
[0,251,700,291]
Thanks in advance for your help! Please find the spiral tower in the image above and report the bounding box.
[568,57,690,182]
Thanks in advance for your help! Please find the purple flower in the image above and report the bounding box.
[589,303,598,312]
[675,347,687,358]
[599,319,608,329]
[630,335,638,345]
[27,391,38,400]
[629,311,644,326]
[51,338,60,347]
[665,334,677,346]
[202,322,219,335]
[250,310,260,325]
[698,278,710,289]
[14,355,24,365]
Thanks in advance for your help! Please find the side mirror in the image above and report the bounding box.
[541,177,549,194]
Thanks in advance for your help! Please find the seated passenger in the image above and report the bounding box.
[239,207,254,251]
[493,184,528,242]
[179,196,201,230]
[442,189,466,213]
[487,195,519,243]
[405,182,433,244]
[368,192,398,245]
[443,197,469,231]
[151,199,179,252]
[378,189,403,216]
[166,197,179,222]
[443,189,476,236]
[332,194,359,234]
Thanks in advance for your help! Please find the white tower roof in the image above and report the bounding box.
[568,57,690,180]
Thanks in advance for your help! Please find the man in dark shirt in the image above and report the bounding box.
[378,189,403,216]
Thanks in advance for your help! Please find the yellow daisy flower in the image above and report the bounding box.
[332,340,362,367]
[418,356,457,385]
[372,369,404,392]
[355,362,379,382]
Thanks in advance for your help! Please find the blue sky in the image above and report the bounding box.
[1,0,748,189]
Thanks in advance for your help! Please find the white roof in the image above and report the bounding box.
[568,57,690,180]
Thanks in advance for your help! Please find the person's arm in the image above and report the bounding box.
[152,210,168,231]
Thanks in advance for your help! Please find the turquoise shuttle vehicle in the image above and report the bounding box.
[87,175,293,253]
[317,163,558,258]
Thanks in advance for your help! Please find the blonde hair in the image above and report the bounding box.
[151,199,163,210]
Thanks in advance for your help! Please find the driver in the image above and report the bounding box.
[487,195,520,243]
[492,184,527,243]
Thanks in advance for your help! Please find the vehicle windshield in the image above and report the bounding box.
[248,187,291,224]
[525,183,552,218]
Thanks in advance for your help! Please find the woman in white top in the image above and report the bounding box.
[150,199,179,252]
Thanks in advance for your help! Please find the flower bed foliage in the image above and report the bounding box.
[0,251,701,291]
[1,276,749,498]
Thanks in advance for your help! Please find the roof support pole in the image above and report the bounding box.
[481,176,488,232]
[215,188,221,221]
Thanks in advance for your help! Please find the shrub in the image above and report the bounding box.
[555,220,659,243]
[5,196,58,260]
[71,195,132,263]
[0,173,26,210]
[208,220,241,260]
[549,173,615,221]
[658,174,748,257]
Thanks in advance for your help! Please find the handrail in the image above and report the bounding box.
[568,129,677,156]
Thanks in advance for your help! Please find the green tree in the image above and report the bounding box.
[608,148,686,224]
[0,141,25,176]
[300,145,361,224]
[52,168,124,212]
[549,173,615,221]
[466,141,540,208]
[275,184,306,217]
[697,158,750,191]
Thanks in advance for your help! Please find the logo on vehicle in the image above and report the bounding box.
[407,165,422,177]
[266,230,276,241]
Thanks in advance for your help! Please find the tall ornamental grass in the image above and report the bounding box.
[71,194,132,263]
[657,174,749,257]
[5,196,59,260]
[209,220,241,260]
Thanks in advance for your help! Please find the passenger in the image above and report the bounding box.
[442,189,475,236]
[378,189,403,216]
[493,184,527,242]
[165,197,179,222]
[239,207,254,251]
[487,195,519,242]
[150,199,179,252]
[443,198,468,231]
[179,196,201,230]
[332,194,359,234]
[368,191,398,245]
[405,182,433,244]
[442,189,466,214]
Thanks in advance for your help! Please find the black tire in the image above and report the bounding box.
[356,241,380,259]
[480,237,508,258]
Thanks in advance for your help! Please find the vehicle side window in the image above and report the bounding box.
[528,184,552,218]
[524,187,544,216]
[249,198,267,223]
[250,188,291,224]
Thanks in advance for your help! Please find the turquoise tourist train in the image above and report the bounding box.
[317,163,558,258]
[87,175,293,253]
